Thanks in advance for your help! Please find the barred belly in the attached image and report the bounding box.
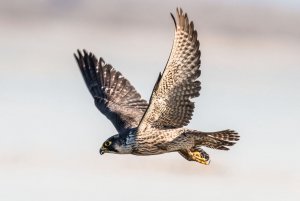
[132,128,193,155]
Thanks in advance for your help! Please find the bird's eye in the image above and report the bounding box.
[104,141,112,147]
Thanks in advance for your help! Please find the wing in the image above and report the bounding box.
[138,8,201,131]
[74,50,148,133]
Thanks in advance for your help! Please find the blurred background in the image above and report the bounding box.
[1,0,299,200]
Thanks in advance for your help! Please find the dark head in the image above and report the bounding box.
[99,134,133,155]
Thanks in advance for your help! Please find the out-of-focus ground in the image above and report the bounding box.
[0,1,300,200]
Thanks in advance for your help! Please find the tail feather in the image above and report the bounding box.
[198,141,231,150]
[208,130,240,141]
[192,129,239,151]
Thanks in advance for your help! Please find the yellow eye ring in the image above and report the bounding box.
[104,141,112,147]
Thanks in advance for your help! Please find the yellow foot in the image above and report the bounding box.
[192,151,210,165]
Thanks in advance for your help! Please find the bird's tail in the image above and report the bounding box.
[191,129,240,150]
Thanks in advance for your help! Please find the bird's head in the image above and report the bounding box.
[99,134,133,155]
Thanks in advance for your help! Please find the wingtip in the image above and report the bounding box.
[170,12,177,29]
[74,49,83,64]
[171,7,186,28]
[176,7,183,15]
[99,57,105,66]
[75,49,85,60]
[73,52,78,59]
[172,7,193,31]
[83,49,88,56]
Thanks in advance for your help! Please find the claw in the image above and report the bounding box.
[191,150,210,165]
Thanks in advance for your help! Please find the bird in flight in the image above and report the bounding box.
[74,8,239,165]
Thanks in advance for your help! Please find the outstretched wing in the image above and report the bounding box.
[138,8,201,131]
[74,50,148,133]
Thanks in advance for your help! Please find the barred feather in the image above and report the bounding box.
[138,8,201,131]
[208,130,240,142]
[74,50,148,133]
[201,130,239,150]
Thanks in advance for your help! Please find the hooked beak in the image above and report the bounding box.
[100,146,106,155]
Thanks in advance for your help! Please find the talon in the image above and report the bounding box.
[192,151,210,165]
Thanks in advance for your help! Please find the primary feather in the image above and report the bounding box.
[138,8,201,131]
[74,50,148,133]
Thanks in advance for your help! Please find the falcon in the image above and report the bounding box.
[74,8,239,165]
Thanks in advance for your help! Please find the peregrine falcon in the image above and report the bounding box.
[74,8,239,165]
